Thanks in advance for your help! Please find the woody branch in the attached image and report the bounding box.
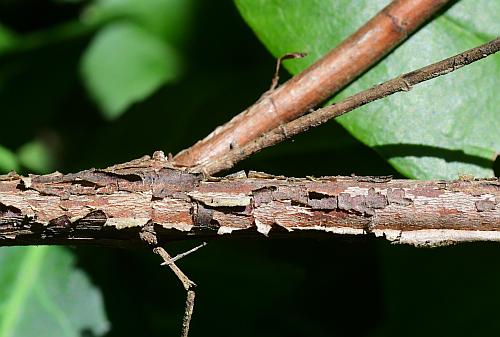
[0,153,498,248]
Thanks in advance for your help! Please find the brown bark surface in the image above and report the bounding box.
[1,153,498,248]
[173,0,451,168]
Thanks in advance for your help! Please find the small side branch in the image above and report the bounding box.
[154,247,195,291]
[165,242,207,265]
[182,290,196,337]
[197,38,500,175]
[269,52,307,91]
[140,221,202,337]
[173,0,451,168]
[154,247,197,337]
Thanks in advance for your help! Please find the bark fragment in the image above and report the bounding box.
[476,199,496,212]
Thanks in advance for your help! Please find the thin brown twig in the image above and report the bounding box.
[182,290,196,337]
[162,242,208,265]
[269,52,307,91]
[153,247,195,291]
[141,223,203,337]
[195,37,500,176]
[154,246,197,337]
[173,0,451,168]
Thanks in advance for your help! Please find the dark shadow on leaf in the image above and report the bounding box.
[373,144,493,169]
[494,154,499,177]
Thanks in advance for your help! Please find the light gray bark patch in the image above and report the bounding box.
[387,188,413,206]
[273,186,308,205]
[366,188,389,209]
[338,188,388,216]
[253,186,277,206]
[475,199,496,212]
[253,185,311,207]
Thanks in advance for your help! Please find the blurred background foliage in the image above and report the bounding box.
[0,0,499,336]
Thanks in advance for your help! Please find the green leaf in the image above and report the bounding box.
[83,0,195,44]
[0,24,17,53]
[81,21,181,119]
[235,0,499,179]
[0,246,109,337]
[0,145,18,173]
[17,140,56,174]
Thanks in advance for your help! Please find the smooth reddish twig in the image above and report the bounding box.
[173,0,451,168]
[195,38,500,176]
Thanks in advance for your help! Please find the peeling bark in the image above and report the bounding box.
[0,152,498,248]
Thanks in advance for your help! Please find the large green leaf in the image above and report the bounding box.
[81,21,181,119]
[0,247,109,337]
[235,0,499,179]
